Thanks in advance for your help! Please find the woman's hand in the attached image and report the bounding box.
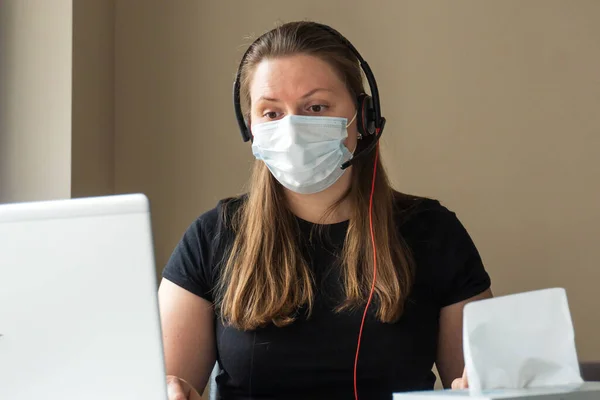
[451,368,468,390]
[166,375,203,400]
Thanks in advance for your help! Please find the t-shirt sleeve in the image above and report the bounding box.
[161,216,216,303]
[438,210,491,307]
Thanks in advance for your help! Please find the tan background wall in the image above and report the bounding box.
[71,0,115,198]
[0,0,73,202]
[0,0,114,202]
[114,0,600,363]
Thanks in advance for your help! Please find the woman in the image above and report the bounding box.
[159,21,491,400]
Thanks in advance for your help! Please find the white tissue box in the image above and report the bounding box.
[393,382,600,399]
[394,288,599,399]
[462,288,583,392]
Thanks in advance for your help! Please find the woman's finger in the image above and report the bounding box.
[451,368,469,390]
[166,375,189,400]
[451,377,463,390]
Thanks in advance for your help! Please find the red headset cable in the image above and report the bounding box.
[353,138,380,400]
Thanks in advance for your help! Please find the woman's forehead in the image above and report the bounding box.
[249,54,346,102]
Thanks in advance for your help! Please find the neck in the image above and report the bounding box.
[284,171,352,224]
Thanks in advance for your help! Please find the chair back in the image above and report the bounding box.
[208,363,219,400]
[580,362,600,381]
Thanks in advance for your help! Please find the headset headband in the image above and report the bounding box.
[233,22,386,169]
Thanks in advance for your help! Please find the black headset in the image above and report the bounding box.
[233,22,386,170]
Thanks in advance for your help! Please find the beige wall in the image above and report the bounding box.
[71,0,115,198]
[0,0,114,202]
[0,0,73,203]
[114,1,600,363]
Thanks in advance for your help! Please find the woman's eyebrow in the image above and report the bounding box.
[258,88,334,102]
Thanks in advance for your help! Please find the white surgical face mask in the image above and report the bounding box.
[251,113,357,194]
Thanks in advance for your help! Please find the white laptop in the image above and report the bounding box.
[0,194,168,400]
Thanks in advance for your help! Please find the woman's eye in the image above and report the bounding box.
[263,111,279,119]
[309,104,328,113]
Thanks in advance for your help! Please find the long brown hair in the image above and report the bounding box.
[217,21,414,330]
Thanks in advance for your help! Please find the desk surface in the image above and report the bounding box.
[393,382,600,399]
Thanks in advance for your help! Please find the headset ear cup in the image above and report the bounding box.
[356,94,376,137]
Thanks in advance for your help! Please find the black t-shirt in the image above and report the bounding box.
[162,194,491,400]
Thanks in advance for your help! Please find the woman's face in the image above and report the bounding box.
[249,54,358,152]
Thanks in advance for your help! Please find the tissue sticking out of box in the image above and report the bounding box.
[463,288,583,394]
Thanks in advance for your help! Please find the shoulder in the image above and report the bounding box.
[188,194,247,240]
[393,192,463,238]
[393,191,478,257]
[161,195,247,302]
[393,192,491,306]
